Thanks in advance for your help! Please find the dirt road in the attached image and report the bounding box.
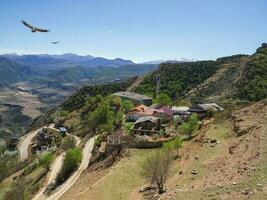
[46,136,95,200]
[18,128,42,161]
[32,152,65,200]
[32,130,81,200]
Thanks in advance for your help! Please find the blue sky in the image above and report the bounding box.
[0,0,266,62]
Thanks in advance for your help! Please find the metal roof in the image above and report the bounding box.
[172,106,189,111]
[134,116,159,125]
[190,103,224,111]
[59,127,67,132]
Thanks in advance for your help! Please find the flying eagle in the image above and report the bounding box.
[21,20,50,33]
[52,41,60,44]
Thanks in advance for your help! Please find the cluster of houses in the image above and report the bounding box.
[93,91,224,158]
[113,91,224,137]
[31,127,67,154]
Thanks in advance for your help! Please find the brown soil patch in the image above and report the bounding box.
[160,101,267,200]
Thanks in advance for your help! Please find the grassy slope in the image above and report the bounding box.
[0,166,47,200]
[59,149,156,200]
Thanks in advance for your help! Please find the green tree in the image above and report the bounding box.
[155,93,172,106]
[88,103,113,132]
[122,100,134,113]
[172,136,182,159]
[180,114,199,139]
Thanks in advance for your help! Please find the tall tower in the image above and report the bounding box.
[156,74,160,98]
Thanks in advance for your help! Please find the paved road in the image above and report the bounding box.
[46,137,95,200]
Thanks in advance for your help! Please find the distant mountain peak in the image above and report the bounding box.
[141,58,198,65]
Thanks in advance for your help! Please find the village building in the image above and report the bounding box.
[130,116,161,135]
[126,105,172,122]
[155,106,173,122]
[112,92,153,106]
[59,127,67,137]
[189,103,224,113]
[172,106,190,115]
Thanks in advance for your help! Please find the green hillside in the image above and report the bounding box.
[135,44,266,104]
[135,60,220,99]
[238,43,267,101]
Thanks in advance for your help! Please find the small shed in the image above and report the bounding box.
[59,127,67,137]
[131,116,161,135]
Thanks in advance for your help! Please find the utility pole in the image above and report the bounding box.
[156,74,160,98]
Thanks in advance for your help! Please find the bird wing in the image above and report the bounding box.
[21,20,35,29]
[35,27,50,32]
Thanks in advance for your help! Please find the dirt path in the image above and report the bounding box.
[18,128,42,161]
[32,152,65,200]
[32,131,81,200]
[126,74,150,92]
[46,136,95,200]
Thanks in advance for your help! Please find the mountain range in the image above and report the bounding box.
[1,53,135,69]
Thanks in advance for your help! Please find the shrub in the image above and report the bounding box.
[38,152,54,170]
[122,100,134,113]
[55,148,82,186]
[3,179,28,200]
[141,149,172,194]
[180,113,199,139]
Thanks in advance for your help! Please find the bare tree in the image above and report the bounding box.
[141,149,172,194]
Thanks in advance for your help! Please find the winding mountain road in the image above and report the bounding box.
[19,124,95,200]
[18,127,42,161]
[32,152,65,200]
[46,136,95,200]
[32,130,81,200]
